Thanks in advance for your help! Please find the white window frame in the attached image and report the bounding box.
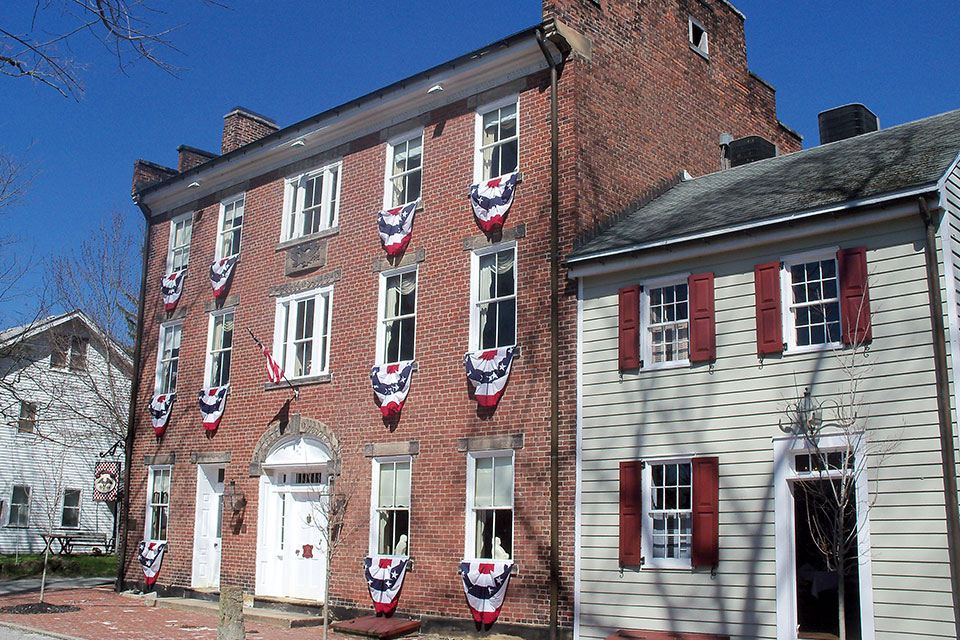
[469,242,518,352]
[145,466,172,543]
[154,320,182,396]
[641,274,691,370]
[281,161,342,242]
[369,456,412,558]
[61,488,82,529]
[473,95,519,183]
[166,211,193,274]
[272,286,333,379]
[8,485,30,528]
[688,17,709,58]
[641,455,694,569]
[464,450,515,562]
[216,193,245,260]
[17,400,38,433]
[773,434,875,640]
[204,309,236,388]
[376,265,418,366]
[781,248,842,354]
[382,130,424,210]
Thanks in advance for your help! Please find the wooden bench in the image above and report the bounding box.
[41,530,109,555]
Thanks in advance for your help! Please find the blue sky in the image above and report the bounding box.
[2,1,959,322]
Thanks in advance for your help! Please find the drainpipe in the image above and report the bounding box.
[115,193,152,592]
[536,26,561,640]
[918,195,960,640]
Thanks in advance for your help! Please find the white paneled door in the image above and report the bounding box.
[192,464,224,589]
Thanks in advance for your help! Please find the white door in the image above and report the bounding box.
[192,465,224,588]
[284,490,327,600]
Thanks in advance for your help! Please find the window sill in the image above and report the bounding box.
[460,561,519,578]
[264,373,331,391]
[784,342,842,356]
[689,44,709,61]
[275,227,340,252]
[641,359,689,372]
[641,562,694,571]
[372,361,419,372]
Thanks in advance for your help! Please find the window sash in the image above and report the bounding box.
[158,323,182,395]
[468,453,513,560]
[10,485,29,527]
[372,458,411,556]
[285,165,341,240]
[208,312,234,388]
[785,257,842,348]
[147,468,171,541]
[387,135,423,208]
[18,401,37,433]
[645,461,693,564]
[169,216,193,272]
[278,291,331,378]
[479,103,518,180]
[61,489,81,528]
[380,271,417,364]
[474,247,516,350]
[218,196,244,259]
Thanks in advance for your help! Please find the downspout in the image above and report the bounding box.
[536,26,561,640]
[918,195,960,639]
[115,193,152,592]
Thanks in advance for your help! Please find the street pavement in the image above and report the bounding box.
[0,578,113,597]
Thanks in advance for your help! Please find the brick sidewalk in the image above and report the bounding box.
[0,587,365,640]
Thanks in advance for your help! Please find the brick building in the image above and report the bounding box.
[122,1,799,637]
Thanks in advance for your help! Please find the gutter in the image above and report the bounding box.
[535,25,562,640]
[115,195,152,592]
[918,196,960,640]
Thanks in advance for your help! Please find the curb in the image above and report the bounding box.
[0,620,89,640]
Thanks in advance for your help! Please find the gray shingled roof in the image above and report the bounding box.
[569,108,960,262]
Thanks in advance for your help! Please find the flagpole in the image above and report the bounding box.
[246,327,299,400]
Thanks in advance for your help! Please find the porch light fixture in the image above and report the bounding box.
[223,479,247,513]
[780,387,822,436]
[291,139,306,147]
[187,181,201,188]
[427,83,444,94]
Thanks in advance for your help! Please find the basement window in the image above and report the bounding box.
[689,18,708,58]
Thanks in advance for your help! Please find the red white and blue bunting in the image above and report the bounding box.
[161,271,185,311]
[377,200,418,256]
[138,541,167,586]
[198,387,228,431]
[149,394,175,436]
[460,561,513,624]
[470,172,519,233]
[364,556,409,615]
[209,255,238,298]
[464,346,515,407]
[370,361,414,417]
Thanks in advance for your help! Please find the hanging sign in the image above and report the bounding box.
[93,461,120,502]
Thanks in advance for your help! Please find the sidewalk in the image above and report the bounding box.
[0,587,364,640]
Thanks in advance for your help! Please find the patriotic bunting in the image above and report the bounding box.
[160,270,186,311]
[460,561,513,625]
[377,200,419,256]
[198,387,228,431]
[209,255,239,298]
[138,541,167,586]
[470,172,519,233]
[464,346,515,407]
[364,556,409,615]
[149,394,176,436]
[92,461,120,502]
[370,361,414,417]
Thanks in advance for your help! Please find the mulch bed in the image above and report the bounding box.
[0,602,81,614]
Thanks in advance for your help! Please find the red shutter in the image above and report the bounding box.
[837,247,872,345]
[688,273,716,362]
[619,460,643,567]
[618,285,641,370]
[754,262,783,354]
[691,456,719,567]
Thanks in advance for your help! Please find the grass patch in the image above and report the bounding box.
[0,554,117,580]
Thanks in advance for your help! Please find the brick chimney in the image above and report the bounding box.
[132,159,177,192]
[177,145,218,172]
[222,107,279,154]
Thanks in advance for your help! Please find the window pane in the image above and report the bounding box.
[384,320,400,363]
[475,509,493,558]
[494,509,512,558]
[399,318,415,361]
[497,299,516,348]
[479,303,497,350]
[385,275,400,317]
[479,254,495,299]
[395,462,410,508]
[493,457,512,506]
[379,463,396,507]
[400,272,416,315]
[475,457,493,507]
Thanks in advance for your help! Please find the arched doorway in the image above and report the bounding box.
[255,435,331,601]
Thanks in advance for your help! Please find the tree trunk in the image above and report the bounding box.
[323,507,331,640]
[39,545,49,604]
[837,562,847,640]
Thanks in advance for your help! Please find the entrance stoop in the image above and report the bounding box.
[332,615,421,639]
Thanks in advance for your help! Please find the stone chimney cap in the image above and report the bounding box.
[176,144,218,159]
[223,106,278,127]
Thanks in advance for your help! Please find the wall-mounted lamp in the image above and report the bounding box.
[427,83,444,94]
[780,387,822,436]
[187,181,201,189]
[222,479,247,513]
[291,139,306,148]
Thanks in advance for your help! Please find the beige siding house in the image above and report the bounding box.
[568,109,960,640]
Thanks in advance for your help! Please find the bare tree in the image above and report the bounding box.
[781,328,895,640]
[2,0,228,99]
[44,209,140,442]
[307,455,363,640]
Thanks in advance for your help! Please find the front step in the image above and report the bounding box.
[151,596,323,629]
[332,614,421,639]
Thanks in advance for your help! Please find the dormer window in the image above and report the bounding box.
[689,18,708,58]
